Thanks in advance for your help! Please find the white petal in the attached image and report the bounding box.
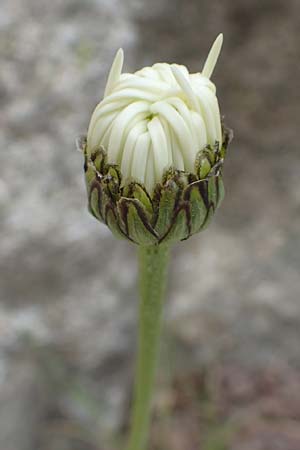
[89,99,129,126]
[101,119,115,149]
[104,48,124,97]
[190,111,207,152]
[198,87,222,146]
[88,111,118,150]
[159,117,173,167]
[202,34,223,79]
[120,120,147,182]
[113,75,170,94]
[165,97,198,150]
[152,63,177,84]
[108,101,149,164]
[101,88,158,104]
[121,111,150,153]
[131,132,151,184]
[150,101,194,171]
[88,102,127,149]
[194,87,217,145]
[135,67,162,81]
[171,64,189,78]
[147,117,169,180]
[190,74,216,93]
[169,128,184,171]
[171,65,199,112]
[145,145,156,192]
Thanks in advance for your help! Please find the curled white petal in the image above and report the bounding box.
[171,65,200,113]
[131,132,151,185]
[145,146,155,193]
[120,120,147,181]
[147,117,169,181]
[107,101,149,164]
[87,36,223,192]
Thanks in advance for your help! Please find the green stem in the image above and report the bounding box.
[126,244,170,450]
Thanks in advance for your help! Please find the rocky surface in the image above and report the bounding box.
[1,0,300,448]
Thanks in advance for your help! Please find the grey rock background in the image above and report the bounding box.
[0,0,299,449]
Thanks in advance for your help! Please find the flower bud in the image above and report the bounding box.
[81,35,232,245]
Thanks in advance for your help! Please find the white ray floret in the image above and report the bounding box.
[87,35,223,193]
[202,33,223,79]
[104,48,124,98]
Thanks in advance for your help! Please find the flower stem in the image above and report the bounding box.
[126,244,170,450]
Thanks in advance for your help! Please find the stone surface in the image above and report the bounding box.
[1,0,300,448]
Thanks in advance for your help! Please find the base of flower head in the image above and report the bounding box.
[81,127,232,245]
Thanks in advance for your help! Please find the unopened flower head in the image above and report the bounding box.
[81,35,232,245]
[87,34,223,193]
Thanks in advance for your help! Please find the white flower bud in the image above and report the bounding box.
[87,34,223,193]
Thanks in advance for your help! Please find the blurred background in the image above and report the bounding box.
[1,0,300,449]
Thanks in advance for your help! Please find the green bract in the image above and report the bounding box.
[81,127,231,245]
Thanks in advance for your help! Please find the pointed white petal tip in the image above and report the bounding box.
[115,48,124,63]
[104,48,124,98]
[202,33,223,79]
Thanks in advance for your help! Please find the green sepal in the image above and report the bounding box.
[118,198,158,245]
[105,206,127,240]
[161,204,190,244]
[84,163,98,186]
[199,158,211,179]
[216,176,225,207]
[207,176,218,208]
[195,151,212,179]
[104,166,121,199]
[91,147,107,174]
[123,184,153,217]
[153,179,180,236]
[200,204,215,231]
[89,180,109,223]
[184,181,209,235]
[207,175,225,210]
